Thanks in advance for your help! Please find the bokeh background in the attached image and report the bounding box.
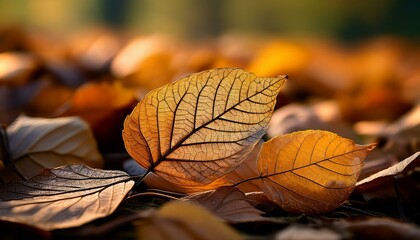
[1,0,419,40]
[0,0,419,163]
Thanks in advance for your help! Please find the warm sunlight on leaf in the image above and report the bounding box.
[257,130,375,214]
[144,172,230,193]
[0,165,134,230]
[135,201,243,240]
[356,151,420,191]
[123,68,286,186]
[5,116,103,180]
[182,186,266,223]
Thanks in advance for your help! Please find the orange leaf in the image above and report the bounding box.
[123,68,286,187]
[257,130,375,214]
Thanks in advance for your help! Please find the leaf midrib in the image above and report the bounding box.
[149,76,283,171]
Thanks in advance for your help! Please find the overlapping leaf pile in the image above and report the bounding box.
[0,27,419,239]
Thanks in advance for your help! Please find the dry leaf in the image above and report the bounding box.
[135,201,243,240]
[144,173,230,193]
[356,151,420,191]
[275,226,341,240]
[335,217,420,240]
[0,165,134,230]
[257,130,375,214]
[5,115,103,179]
[123,68,286,187]
[222,140,263,192]
[267,101,356,140]
[182,186,266,223]
[142,141,263,193]
[56,81,136,152]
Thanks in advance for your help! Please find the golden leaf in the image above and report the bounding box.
[257,130,375,214]
[135,201,243,240]
[123,68,286,186]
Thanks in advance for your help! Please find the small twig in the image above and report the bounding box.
[127,191,180,200]
[339,204,379,216]
[0,125,25,180]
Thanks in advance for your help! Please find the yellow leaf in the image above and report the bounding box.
[135,201,243,240]
[123,68,286,186]
[257,130,375,214]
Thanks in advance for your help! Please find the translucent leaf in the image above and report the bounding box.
[5,116,103,179]
[0,165,134,230]
[257,130,375,214]
[182,186,266,223]
[123,68,286,186]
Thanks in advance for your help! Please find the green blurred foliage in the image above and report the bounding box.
[0,0,418,40]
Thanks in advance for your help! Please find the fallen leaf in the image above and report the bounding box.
[356,151,420,191]
[5,115,103,180]
[335,217,420,240]
[222,140,263,192]
[135,201,243,240]
[257,130,375,214]
[275,226,341,240]
[267,101,356,140]
[141,141,263,193]
[56,80,137,152]
[123,68,286,187]
[0,165,134,230]
[182,186,266,223]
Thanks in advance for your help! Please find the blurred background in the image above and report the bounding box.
[0,0,419,169]
[0,0,419,40]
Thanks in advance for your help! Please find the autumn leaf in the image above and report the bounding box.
[356,151,420,191]
[123,68,286,187]
[56,81,137,152]
[4,116,103,180]
[182,186,267,223]
[135,201,243,240]
[256,130,375,214]
[140,141,263,193]
[0,165,134,230]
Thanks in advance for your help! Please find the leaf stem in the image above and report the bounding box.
[0,125,25,180]
[132,167,152,189]
[127,191,180,200]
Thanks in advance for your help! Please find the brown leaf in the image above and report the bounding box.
[356,151,420,191]
[0,165,134,230]
[257,130,375,214]
[5,116,103,180]
[182,186,266,223]
[275,226,341,240]
[335,217,420,240]
[123,68,286,187]
[135,201,243,240]
[267,101,356,140]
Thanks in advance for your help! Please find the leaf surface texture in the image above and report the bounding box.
[123,68,285,186]
[0,165,134,230]
[257,130,375,213]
